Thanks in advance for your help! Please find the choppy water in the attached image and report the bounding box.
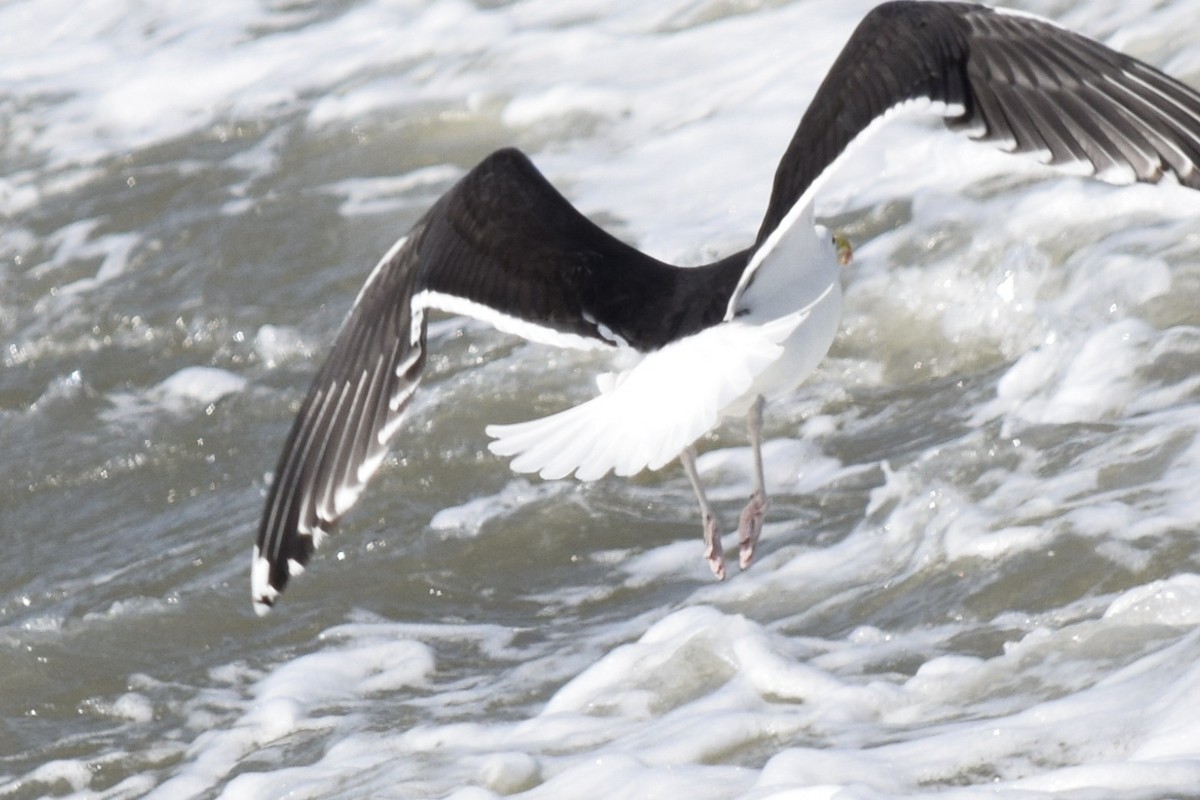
[3,0,1200,797]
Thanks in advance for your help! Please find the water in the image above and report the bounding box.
[3,0,1200,797]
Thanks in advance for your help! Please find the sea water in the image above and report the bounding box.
[3,0,1200,797]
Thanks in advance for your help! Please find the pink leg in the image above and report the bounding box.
[738,395,769,569]
[680,445,725,580]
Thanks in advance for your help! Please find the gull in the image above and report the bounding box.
[252,1,1200,614]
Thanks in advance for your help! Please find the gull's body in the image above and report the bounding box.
[253,1,1200,614]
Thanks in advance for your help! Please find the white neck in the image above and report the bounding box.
[729,203,839,322]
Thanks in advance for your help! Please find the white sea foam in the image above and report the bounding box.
[252,324,312,370]
[429,479,566,535]
[154,366,248,407]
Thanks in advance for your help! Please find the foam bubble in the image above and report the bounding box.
[252,324,312,369]
[154,366,248,407]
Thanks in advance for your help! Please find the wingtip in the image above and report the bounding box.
[251,546,280,616]
[253,596,275,617]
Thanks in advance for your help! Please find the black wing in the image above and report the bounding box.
[253,148,744,612]
[757,0,1200,243]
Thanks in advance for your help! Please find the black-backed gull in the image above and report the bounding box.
[253,1,1200,613]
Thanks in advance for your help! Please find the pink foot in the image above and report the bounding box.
[702,512,726,581]
[737,490,767,570]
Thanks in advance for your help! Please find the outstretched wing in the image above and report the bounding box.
[253,148,741,613]
[756,0,1200,244]
[252,228,427,615]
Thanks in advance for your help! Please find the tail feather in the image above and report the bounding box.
[486,313,806,480]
